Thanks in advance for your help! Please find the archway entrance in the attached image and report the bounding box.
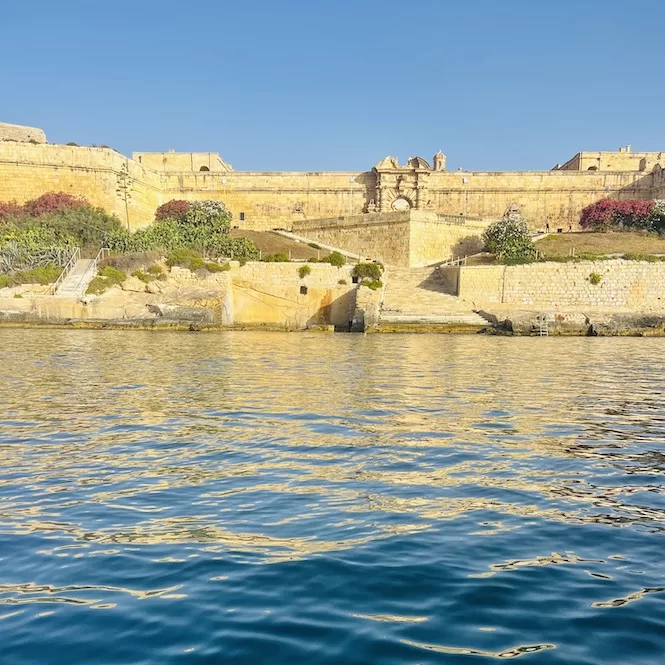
[391,197,411,211]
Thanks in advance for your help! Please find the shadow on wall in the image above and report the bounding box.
[305,290,356,331]
[451,235,485,258]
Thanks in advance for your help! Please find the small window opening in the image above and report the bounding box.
[199,166,210,171]
[300,285,308,295]
[352,275,360,284]
[587,166,598,171]
[239,212,246,221]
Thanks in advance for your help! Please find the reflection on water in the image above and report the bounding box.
[1,331,665,664]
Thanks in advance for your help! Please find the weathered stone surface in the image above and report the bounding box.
[145,281,164,294]
[147,304,213,322]
[0,123,47,144]
[121,276,147,292]
[0,127,662,235]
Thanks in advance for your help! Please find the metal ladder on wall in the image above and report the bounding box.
[537,313,549,336]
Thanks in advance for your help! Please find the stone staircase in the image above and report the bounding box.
[379,267,489,330]
[54,259,97,298]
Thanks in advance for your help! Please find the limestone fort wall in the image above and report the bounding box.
[0,125,662,233]
[456,261,665,311]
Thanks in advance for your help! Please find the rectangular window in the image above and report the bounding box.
[239,212,245,221]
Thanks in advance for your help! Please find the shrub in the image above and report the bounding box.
[86,277,108,295]
[147,263,165,275]
[99,266,126,283]
[87,266,126,295]
[0,201,22,220]
[166,248,204,271]
[483,218,535,264]
[23,192,87,216]
[307,242,321,249]
[580,199,657,231]
[0,275,10,288]
[262,251,290,262]
[205,261,231,272]
[166,247,198,268]
[353,262,384,281]
[338,279,347,285]
[131,269,151,283]
[14,293,22,298]
[320,251,345,268]
[155,199,191,221]
[307,257,319,263]
[589,272,602,285]
[298,264,311,279]
[363,279,383,290]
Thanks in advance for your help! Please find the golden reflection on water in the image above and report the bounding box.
[1,331,665,624]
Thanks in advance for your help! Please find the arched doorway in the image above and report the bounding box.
[391,197,411,211]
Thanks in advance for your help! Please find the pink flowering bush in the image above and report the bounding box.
[155,199,191,221]
[0,201,23,220]
[23,192,88,216]
[580,199,657,231]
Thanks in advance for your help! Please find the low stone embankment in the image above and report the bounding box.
[0,262,364,331]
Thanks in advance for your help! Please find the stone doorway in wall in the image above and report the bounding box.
[392,197,412,211]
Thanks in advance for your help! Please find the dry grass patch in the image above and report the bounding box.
[535,232,665,258]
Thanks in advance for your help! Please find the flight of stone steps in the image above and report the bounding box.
[380,266,489,329]
[54,259,97,298]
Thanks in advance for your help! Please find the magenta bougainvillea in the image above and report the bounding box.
[0,201,23,220]
[155,199,191,221]
[22,192,88,216]
[580,199,656,231]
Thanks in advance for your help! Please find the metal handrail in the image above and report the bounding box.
[50,247,81,295]
[71,247,111,294]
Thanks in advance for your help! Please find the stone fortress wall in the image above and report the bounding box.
[0,122,663,237]
[453,260,665,311]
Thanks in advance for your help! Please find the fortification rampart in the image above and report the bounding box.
[456,260,665,311]
[0,124,662,233]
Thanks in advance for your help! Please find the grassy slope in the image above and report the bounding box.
[230,230,323,260]
[534,232,665,257]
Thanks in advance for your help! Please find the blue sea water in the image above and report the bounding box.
[1,331,664,664]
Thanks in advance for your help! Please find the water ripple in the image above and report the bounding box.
[1,331,665,664]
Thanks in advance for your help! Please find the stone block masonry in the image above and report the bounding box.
[0,123,46,144]
[456,260,665,311]
[0,122,663,233]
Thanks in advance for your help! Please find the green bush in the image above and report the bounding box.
[262,251,290,263]
[307,257,319,263]
[205,261,231,272]
[363,279,383,291]
[307,242,321,249]
[131,269,151,283]
[99,266,126,283]
[338,279,347,285]
[86,277,108,295]
[320,251,345,268]
[11,264,62,285]
[298,264,311,279]
[589,272,602,285]
[86,266,126,295]
[0,275,10,288]
[353,262,384,281]
[483,217,535,264]
[102,200,260,261]
[166,248,202,270]
[622,253,663,262]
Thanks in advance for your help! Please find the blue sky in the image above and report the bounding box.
[2,0,663,172]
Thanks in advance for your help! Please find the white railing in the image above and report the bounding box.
[49,247,80,295]
[71,247,110,295]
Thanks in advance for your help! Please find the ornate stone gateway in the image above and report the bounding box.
[372,152,445,213]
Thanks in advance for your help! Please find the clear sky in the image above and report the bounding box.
[2,0,664,172]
